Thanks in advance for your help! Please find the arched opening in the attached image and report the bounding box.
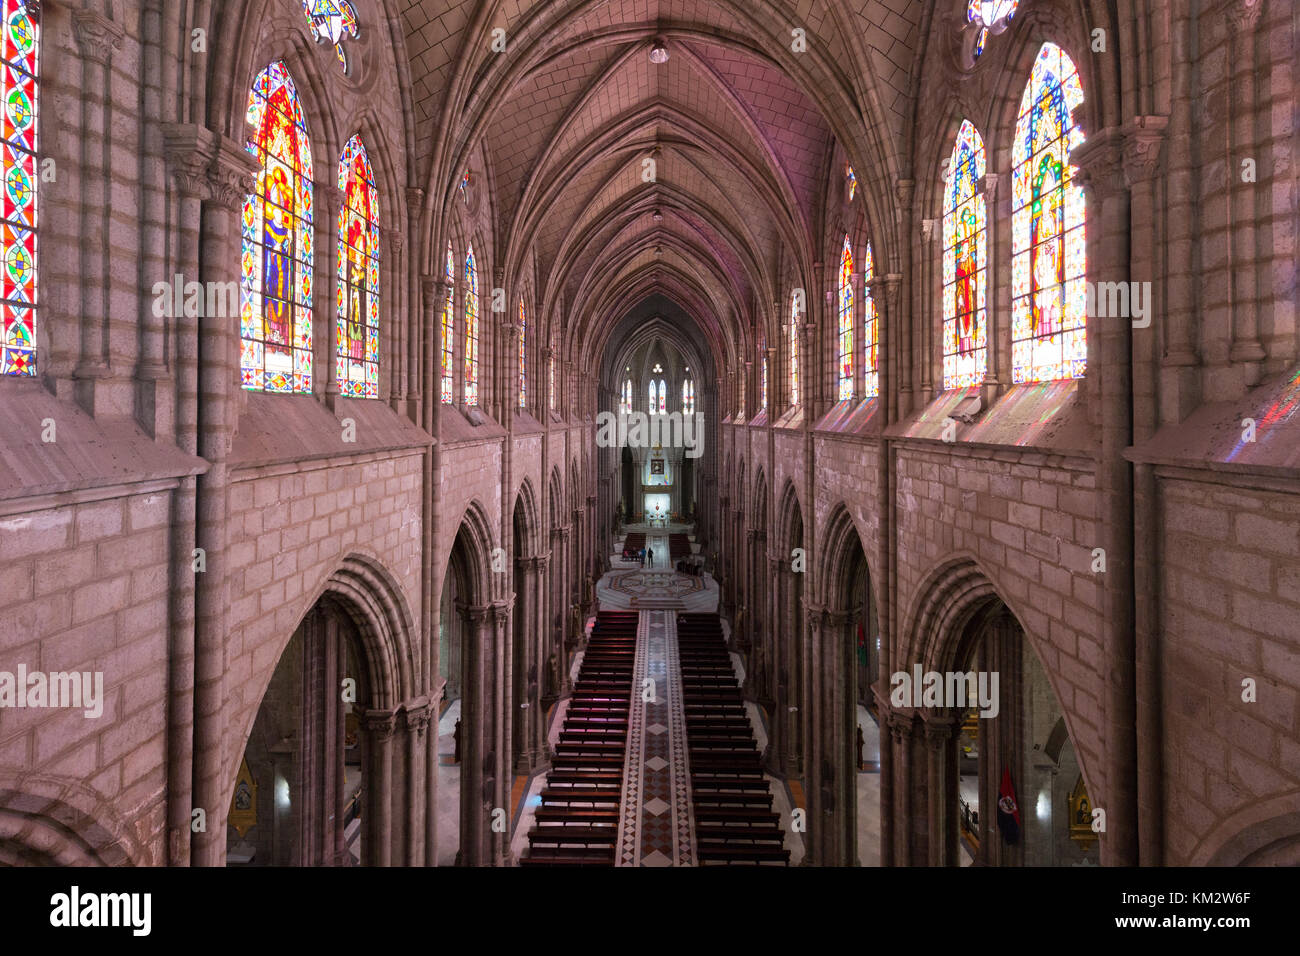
[226,595,371,866]
[913,575,1096,868]
[817,508,882,867]
[511,489,545,775]
[437,526,474,865]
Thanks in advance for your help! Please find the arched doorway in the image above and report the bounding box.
[437,508,509,866]
[226,596,370,866]
[906,562,1096,867]
[813,507,882,866]
[768,482,804,778]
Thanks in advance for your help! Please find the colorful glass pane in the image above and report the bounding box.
[464,244,478,405]
[0,0,36,377]
[846,165,857,202]
[242,61,314,394]
[942,119,988,390]
[967,0,1018,58]
[442,242,454,403]
[648,379,657,412]
[302,1,359,73]
[518,298,527,408]
[336,134,378,399]
[1012,43,1087,384]
[761,346,768,410]
[658,379,666,415]
[863,241,879,399]
[549,355,556,410]
[838,235,854,402]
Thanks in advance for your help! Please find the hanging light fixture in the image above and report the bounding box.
[649,39,669,64]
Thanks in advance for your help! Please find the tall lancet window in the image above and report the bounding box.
[682,379,695,415]
[789,290,800,406]
[761,341,768,411]
[337,134,378,398]
[621,379,632,414]
[1012,43,1087,384]
[549,354,555,410]
[463,244,479,405]
[863,241,879,398]
[0,0,38,377]
[441,241,454,403]
[242,61,314,394]
[837,235,854,401]
[518,298,527,408]
[648,379,657,413]
[942,119,987,390]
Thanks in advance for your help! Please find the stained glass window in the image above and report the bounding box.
[302,1,359,72]
[658,379,666,414]
[942,119,987,390]
[838,235,854,402]
[549,354,556,410]
[846,165,857,202]
[648,379,657,412]
[682,380,695,415]
[459,172,470,203]
[1012,43,1086,384]
[621,379,632,414]
[789,290,800,406]
[0,0,38,378]
[518,298,527,408]
[441,242,454,403]
[967,0,1018,58]
[760,343,768,410]
[863,241,879,399]
[464,244,479,405]
[336,134,378,399]
[242,61,314,394]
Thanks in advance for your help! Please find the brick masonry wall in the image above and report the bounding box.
[1159,477,1300,865]
[224,452,426,779]
[0,490,174,864]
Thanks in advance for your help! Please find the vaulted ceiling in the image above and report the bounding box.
[399,0,926,390]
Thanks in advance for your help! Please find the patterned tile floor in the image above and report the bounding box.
[617,611,697,865]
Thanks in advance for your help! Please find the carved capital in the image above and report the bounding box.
[920,218,938,243]
[883,274,903,312]
[978,173,1000,201]
[161,123,217,200]
[895,177,915,211]
[360,709,399,740]
[73,10,124,65]
[403,704,432,736]
[1122,116,1170,188]
[1224,0,1265,34]
[208,137,261,212]
[1070,128,1127,203]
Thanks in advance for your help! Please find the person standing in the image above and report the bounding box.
[647,547,654,568]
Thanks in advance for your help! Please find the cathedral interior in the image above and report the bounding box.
[0,0,1297,878]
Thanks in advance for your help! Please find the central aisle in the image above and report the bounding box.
[616,610,697,866]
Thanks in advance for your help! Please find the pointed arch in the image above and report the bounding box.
[513,476,540,558]
[1011,42,1087,384]
[337,132,380,398]
[241,60,315,394]
[942,118,988,391]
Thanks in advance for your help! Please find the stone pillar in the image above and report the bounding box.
[980,173,1004,403]
[403,703,431,867]
[533,554,552,768]
[361,709,397,866]
[314,182,343,408]
[1072,125,1137,866]
[490,600,514,866]
[1225,0,1266,371]
[764,556,786,775]
[922,713,960,866]
[426,680,443,866]
[515,555,537,775]
[458,604,491,866]
[191,136,260,868]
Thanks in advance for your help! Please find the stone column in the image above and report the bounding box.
[980,173,1004,402]
[1225,0,1266,370]
[426,679,443,867]
[361,709,397,866]
[764,556,786,775]
[191,136,260,867]
[533,554,552,768]
[922,713,960,865]
[1072,126,1137,867]
[315,182,343,409]
[514,555,537,775]
[458,604,491,865]
[403,703,431,867]
[490,600,514,866]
